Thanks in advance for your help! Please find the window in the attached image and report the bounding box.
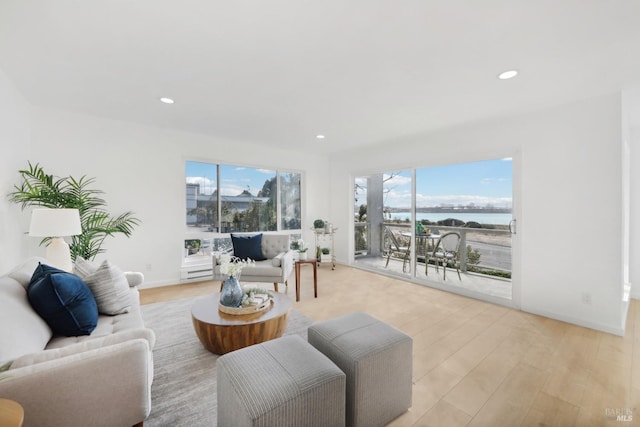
[220,165,277,233]
[185,161,301,234]
[280,172,301,230]
[186,161,218,232]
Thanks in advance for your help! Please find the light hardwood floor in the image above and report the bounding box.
[140,264,639,426]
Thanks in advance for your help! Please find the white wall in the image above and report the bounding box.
[630,126,640,299]
[1,102,330,286]
[624,85,640,301]
[0,68,33,273]
[328,93,627,335]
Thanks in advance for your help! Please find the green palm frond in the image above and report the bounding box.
[8,162,141,261]
[66,175,107,211]
[8,162,70,208]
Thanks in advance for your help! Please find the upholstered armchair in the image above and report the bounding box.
[213,233,295,291]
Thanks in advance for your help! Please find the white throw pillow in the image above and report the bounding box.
[272,252,284,267]
[75,258,131,315]
[73,256,98,278]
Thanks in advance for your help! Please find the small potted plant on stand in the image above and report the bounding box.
[297,239,309,260]
[320,247,331,263]
[184,239,202,256]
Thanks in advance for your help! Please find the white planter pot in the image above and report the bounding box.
[299,252,308,260]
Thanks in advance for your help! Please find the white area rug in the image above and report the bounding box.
[141,295,313,427]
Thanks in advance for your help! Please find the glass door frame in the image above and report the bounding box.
[350,153,521,310]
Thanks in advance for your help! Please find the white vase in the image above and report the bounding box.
[299,251,308,260]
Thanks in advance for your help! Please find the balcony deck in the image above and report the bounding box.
[354,254,512,300]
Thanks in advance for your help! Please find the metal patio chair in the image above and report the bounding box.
[384,227,411,272]
[431,231,462,280]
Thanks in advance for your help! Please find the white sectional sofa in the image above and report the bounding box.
[0,257,155,427]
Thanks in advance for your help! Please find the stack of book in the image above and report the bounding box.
[247,293,270,307]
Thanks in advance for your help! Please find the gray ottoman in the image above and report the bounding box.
[308,312,413,427]
[217,335,346,427]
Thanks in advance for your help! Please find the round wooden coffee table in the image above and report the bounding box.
[192,292,291,354]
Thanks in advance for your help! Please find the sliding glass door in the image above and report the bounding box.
[353,158,514,302]
[354,171,412,277]
[414,158,513,299]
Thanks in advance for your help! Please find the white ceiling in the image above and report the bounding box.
[1,1,640,154]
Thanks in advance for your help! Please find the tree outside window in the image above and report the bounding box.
[280,172,301,230]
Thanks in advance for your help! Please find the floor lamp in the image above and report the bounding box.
[29,208,82,272]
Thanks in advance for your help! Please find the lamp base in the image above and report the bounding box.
[46,237,74,272]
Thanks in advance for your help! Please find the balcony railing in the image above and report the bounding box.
[354,221,511,277]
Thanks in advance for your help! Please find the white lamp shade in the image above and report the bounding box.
[29,208,82,237]
[29,208,82,272]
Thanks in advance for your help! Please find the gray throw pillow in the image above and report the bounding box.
[75,257,131,315]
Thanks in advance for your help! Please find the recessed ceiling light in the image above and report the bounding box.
[498,70,518,80]
[160,97,175,104]
[316,134,325,139]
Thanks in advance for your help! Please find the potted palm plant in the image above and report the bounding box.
[8,162,140,261]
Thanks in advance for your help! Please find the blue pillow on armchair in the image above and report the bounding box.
[28,263,98,337]
[231,233,267,261]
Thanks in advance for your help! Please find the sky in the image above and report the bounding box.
[185,161,275,196]
[356,158,512,209]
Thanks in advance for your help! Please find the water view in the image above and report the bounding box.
[388,212,512,226]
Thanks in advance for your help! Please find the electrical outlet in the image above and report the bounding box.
[146,264,152,272]
[581,292,592,305]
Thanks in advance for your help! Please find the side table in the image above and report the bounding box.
[0,398,24,427]
[295,259,318,302]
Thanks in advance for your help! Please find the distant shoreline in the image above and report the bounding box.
[388,211,512,226]
[388,207,512,214]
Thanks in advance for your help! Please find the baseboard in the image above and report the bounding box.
[521,305,626,336]
[140,275,212,289]
[180,267,213,280]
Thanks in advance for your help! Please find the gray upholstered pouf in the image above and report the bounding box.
[217,335,346,427]
[308,312,413,427]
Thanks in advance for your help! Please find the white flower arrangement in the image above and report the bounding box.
[219,253,255,277]
[297,239,308,253]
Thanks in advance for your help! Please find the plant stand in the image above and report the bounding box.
[313,228,337,270]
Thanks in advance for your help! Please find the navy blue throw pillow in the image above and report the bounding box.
[30,262,67,284]
[28,264,98,337]
[231,233,266,261]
